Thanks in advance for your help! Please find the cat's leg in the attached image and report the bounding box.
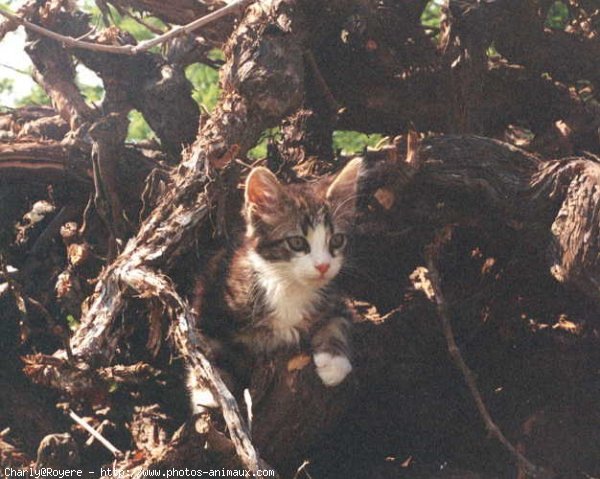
[311,317,352,387]
[185,337,235,414]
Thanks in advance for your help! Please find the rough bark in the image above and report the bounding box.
[0,139,164,194]
[57,0,311,471]
[533,158,600,303]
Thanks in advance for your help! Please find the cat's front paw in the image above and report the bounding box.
[190,387,219,414]
[313,352,352,387]
[187,369,219,414]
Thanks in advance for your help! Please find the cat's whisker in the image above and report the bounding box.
[330,193,362,219]
[338,263,379,287]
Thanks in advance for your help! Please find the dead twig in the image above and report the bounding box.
[26,295,74,363]
[303,50,341,114]
[67,409,122,458]
[422,229,547,479]
[98,362,162,385]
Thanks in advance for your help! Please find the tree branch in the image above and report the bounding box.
[0,0,251,56]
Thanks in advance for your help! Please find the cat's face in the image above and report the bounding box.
[244,159,362,288]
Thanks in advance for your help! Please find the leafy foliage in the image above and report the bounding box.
[78,78,104,103]
[0,78,14,96]
[15,84,51,107]
[127,110,154,142]
[333,131,383,154]
[0,78,15,104]
[421,0,442,30]
[84,0,167,42]
[185,63,220,113]
[545,1,569,29]
[248,128,279,159]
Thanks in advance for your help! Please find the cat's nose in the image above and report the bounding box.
[315,263,330,275]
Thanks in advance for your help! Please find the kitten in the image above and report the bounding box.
[188,158,362,413]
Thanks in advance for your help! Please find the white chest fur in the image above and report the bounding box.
[249,252,321,346]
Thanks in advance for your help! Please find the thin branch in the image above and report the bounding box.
[0,62,31,76]
[304,50,341,114]
[0,0,251,56]
[423,235,548,479]
[25,294,74,363]
[0,6,132,54]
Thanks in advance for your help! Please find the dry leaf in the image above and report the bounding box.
[287,354,311,372]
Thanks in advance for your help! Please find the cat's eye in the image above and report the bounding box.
[329,233,346,249]
[286,236,309,252]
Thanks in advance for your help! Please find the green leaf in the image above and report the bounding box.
[248,128,279,159]
[81,0,167,41]
[79,83,104,103]
[0,78,14,95]
[185,62,221,112]
[66,314,80,332]
[333,131,383,155]
[545,1,569,29]
[15,84,51,107]
[127,110,154,141]
[421,1,442,30]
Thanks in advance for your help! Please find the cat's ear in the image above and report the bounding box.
[245,167,283,216]
[326,158,362,215]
